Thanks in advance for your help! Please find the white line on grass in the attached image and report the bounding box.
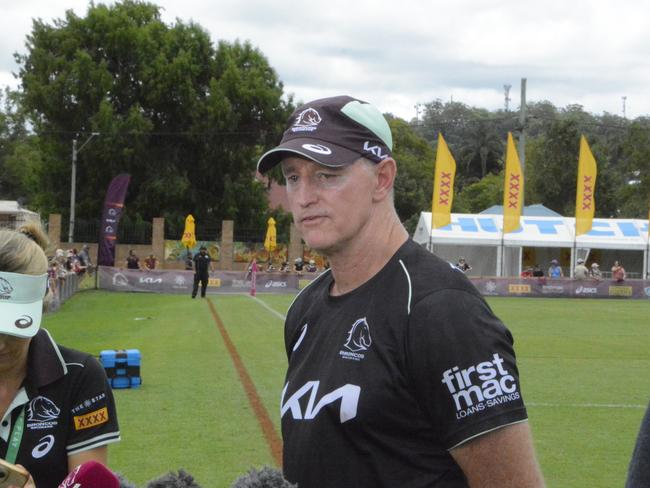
[249,295,286,321]
[528,402,646,409]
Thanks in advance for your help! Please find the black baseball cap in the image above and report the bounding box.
[257,95,393,174]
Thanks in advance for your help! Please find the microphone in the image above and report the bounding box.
[145,469,202,487]
[58,460,120,488]
[231,466,296,488]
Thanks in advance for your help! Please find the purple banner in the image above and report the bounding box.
[98,174,131,267]
[98,267,317,294]
[470,277,650,299]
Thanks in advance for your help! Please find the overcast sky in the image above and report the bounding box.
[2,0,649,120]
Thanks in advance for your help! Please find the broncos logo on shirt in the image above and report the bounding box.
[28,396,61,422]
[344,318,372,352]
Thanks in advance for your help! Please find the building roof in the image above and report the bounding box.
[480,204,562,217]
[0,200,39,216]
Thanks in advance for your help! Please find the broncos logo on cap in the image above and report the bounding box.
[0,277,13,297]
[28,396,61,422]
[344,318,372,352]
[294,108,322,127]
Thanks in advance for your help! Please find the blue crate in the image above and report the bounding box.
[99,349,141,389]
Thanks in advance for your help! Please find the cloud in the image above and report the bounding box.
[1,0,649,119]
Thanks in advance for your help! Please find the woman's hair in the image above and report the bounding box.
[0,221,49,275]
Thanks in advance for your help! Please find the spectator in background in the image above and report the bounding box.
[456,257,472,273]
[125,250,140,270]
[548,259,564,278]
[294,257,304,274]
[521,266,533,278]
[574,258,589,280]
[48,260,59,307]
[184,252,193,270]
[266,261,276,272]
[280,260,290,272]
[591,262,602,280]
[532,264,544,277]
[306,259,318,273]
[192,246,214,298]
[612,261,626,282]
[144,254,157,270]
[78,244,92,272]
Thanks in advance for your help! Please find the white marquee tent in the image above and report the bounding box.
[413,212,650,278]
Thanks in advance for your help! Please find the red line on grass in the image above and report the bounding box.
[207,299,283,467]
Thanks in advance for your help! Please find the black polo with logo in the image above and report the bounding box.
[0,329,120,487]
[193,252,211,275]
[281,239,528,487]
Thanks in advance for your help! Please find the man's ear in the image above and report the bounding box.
[372,158,397,202]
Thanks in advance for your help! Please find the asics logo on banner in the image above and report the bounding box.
[363,141,389,160]
[15,315,33,328]
[281,381,360,423]
[302,143,332,155]
[292,108,321,132]
[344,318,371,352]
[576,286,597,295]
[441,353,520,419]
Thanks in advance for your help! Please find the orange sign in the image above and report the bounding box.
[74,407,109,431]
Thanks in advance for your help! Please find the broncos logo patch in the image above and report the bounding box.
[28,396,61,422]
[344,318,372,352]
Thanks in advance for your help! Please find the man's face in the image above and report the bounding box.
[0,333,31,374]
[281,157,376,254]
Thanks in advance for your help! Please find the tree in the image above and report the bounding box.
[619,119,650,217]
[453,172,503,214]
[388,117,435,232]
[15,1,292,230]
[457,116,504,179]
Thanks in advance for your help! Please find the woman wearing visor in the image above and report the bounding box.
[0,223,120,487]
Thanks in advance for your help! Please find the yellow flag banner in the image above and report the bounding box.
[503,132,524,233]
[575,135,598,236]
[431,133,456,229]
[264,217,277,252]
[181,214,197,249]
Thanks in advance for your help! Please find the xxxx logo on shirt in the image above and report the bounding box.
[73,407,109,431]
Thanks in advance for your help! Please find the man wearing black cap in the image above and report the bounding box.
[191,246,213,299]
[258,95,544,487]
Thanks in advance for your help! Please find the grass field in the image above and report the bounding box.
[41,291,650,487]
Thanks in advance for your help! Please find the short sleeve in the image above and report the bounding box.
[66,356,121,456]
[406,289,528,450]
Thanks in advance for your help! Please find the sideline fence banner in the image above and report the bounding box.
[470,277,650,299]
[98,267,650,299]
[98,266,311,294]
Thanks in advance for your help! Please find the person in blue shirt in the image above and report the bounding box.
[548,259,564,278]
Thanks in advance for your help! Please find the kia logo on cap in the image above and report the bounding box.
[15,315,33,329]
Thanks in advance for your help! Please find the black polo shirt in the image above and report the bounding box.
[0,329,120,488]
[282,239,528,487]
[193,252,211,275]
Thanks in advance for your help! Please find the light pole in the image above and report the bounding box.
[69,132,99,243]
